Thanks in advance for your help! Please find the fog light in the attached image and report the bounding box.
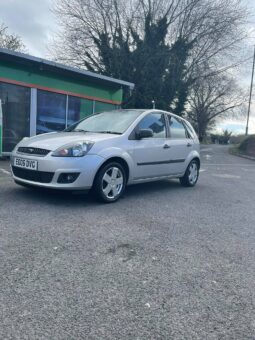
[57,173,80,183]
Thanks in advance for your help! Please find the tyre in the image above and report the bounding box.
[93,162,127,203]
[179,159,199,187]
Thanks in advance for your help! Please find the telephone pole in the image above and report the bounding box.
[246,45,255,135]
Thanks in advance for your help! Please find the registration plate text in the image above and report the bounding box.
[14,158,38,170]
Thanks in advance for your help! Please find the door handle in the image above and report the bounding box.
[163,144,171,149]
[187,143,192,147]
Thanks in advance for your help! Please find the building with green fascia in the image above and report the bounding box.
[0,48,134,155]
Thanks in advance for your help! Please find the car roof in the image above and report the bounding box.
[95,108,189,124]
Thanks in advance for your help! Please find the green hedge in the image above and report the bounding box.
[237,135,255,156]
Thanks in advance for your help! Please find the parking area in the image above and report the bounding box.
[1,145,255,339]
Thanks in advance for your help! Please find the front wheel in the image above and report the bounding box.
[93,162,126,203]
[179,160,199,187]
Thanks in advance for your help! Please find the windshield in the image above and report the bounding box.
[66,110,144,134]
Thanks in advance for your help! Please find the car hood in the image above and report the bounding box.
[18,132,119,151]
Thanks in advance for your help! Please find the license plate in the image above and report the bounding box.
[14,157,38,170]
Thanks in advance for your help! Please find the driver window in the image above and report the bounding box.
[138,113,166,138]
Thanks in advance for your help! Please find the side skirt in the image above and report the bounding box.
[130,173,184,184]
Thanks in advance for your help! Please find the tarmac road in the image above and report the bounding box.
[0,144,255,339]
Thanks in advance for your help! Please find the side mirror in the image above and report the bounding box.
[136,128,153,139]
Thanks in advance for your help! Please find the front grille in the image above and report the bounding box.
[12,166,54,183]
[17,147,50,156]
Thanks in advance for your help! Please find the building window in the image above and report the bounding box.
[67,96,93,127]
[0,82,30,152]
[36,90,66,134]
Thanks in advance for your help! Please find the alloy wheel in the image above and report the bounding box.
[188,162,198,185]
[102,167,124,199]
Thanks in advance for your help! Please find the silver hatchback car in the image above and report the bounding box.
[11,109,200,202]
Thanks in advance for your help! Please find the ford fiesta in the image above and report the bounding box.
[11,109,200,202]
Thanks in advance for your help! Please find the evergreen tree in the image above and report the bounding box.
[92,14,191,111]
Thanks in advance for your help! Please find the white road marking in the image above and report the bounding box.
[0,168,11,175]
[204,164,255,166]
[200,148,213,152]
[212,174,240,179]
[241,168,255,172]
[200,169,206,172]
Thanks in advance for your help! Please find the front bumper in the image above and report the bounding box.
[10,152,105,190]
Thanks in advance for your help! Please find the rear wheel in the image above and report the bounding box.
[93,162,126,203]
[179,159,199,187]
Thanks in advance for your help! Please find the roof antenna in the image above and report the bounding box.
[152,100,155,109]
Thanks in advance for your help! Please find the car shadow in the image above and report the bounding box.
[124,179,182,198]
[11,179,183,207]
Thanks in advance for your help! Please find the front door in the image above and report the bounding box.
[0,82,30,153]
[131,112,171,180]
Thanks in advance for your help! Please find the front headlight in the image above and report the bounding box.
[52,141,94,157]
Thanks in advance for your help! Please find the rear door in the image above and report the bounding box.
[165,115,193,174]
[131,112,171,180]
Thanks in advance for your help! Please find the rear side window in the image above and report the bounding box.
[184,121,197,139]
[168,116,187,139]
[138,113,166,138]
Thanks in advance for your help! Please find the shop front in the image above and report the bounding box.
[0,48,134,156]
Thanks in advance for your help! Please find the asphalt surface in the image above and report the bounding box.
[0,145,255,339]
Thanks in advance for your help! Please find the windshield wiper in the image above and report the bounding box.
[72,129,91,132]
[96,131,122,135]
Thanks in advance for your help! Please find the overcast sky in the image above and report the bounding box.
[1,0,255,134]
[0,0,57,58]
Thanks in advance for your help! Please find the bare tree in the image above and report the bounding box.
[50,0,248,116]
[187,71,244,141]
[51,0,247,72]
[176,0,248,77]
[0,24,26,52]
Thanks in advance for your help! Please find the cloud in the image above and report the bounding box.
[214,117,255,135]
[0,0,57,57]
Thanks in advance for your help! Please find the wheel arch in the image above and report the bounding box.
[93,156,130,186]
[192,157,200,169]
[185,150,200,171]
